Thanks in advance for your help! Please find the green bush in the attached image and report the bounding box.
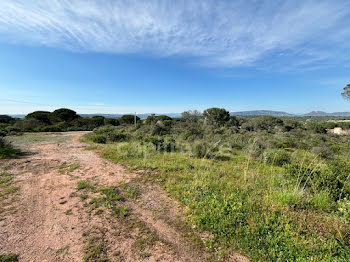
[0,115,15,124]
[143,136,175,152]
[41,125,64,132]
[120,114,140,125]
[337,198,350,221]
[91,134,107,144]
[263,149,291,166]
[14,118,44,132]
[306,122,327,134]
[0,138,20,159]
[93,125,119,135]
[0,253,19,262]
[151,120,172,135]
[202,107,230,126]
[192,142,211,158]
[50,108,79,123]
[104,118,120,126]
[26,111,51,124]
[285,160,350,200]
[91,116,105,127]
[107,132,128,142]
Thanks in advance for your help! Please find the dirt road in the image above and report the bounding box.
[0,132,247,262]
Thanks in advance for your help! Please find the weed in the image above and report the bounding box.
[120,183,141,200]
[80,194,89,200]
[83,228,109,262]
[0,172,20,215]
[77,180,94,191]
[58,162,80,175]
[0,138,20,159]
[56,245,70,255]
[0,253,19,262]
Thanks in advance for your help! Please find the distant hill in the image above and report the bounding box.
[230,110,293,116]
[7,111,350,119]
[303,111,350,117]
[230,110,350,117]
[81,113,181,119]
[8,114,25,118]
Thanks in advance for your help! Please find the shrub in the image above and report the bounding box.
[151,120,172,136]
[104,118,120,126]
[91,135,107,144]
[0,115,15,124]
[120,114,140,125]
[310,191,333,211]
[5,126,22,135]
[311,146,333,159]
[190,141,231,160]
[263,149,291,166]
[306,122,327,134]
[270,189,304,207]
[69,118,94,131]
[191,142,209,158]
[181,110,201,123]
[50,108,79,123]
[203,107,230,126]
[41,125,64,132]
[93,126,120,135]
[0,138,20,159]
[285,160,350,201]
[143,136,175,152]
[26,111,51,124]
[14,118,44,132]
[0,253,19,262]
[328,159,350,199]
[242,116,284,132]
[107,132,128,142]
[91,116,105,128]
[182,124,203,140]
[337,198,350,221]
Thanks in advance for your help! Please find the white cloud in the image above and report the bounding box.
[0,0,349,69]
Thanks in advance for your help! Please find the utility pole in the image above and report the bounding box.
[134,112,137,127]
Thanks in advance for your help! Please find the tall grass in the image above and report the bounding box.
[90,141,350,261]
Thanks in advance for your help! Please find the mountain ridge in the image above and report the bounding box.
[7,110,350,118]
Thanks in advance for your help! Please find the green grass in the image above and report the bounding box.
[76,181,128,218]
[92,142,350,261]
[83,229,109,262]
[77,180,94,191]
[0,138,20,159]
[83,238,108,262]
[58,162,80,175]
[0,253,19,262]
[0,172,20,201]
[119,182,141,200]
[6,133,70,147]
[0,147,20,159]
[0,172,20,219]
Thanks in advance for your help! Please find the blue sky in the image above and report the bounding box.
[0,0,349,114]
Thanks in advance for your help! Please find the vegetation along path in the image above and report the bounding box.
[0,132,248,262]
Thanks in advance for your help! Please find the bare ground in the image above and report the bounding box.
[0,132,248,262]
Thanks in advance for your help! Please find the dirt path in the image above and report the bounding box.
[0,132,248,262]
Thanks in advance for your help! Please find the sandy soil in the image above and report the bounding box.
[0,132,248,262]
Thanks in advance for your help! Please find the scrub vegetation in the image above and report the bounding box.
[82,107,350,261]
[1,107,350,260]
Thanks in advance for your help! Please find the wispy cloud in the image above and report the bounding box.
[0,0,349,69]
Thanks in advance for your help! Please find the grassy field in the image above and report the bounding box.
[86,143,348,261]
[2,111,350,261]
[6,133,71,147]
[83,119,350,261]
